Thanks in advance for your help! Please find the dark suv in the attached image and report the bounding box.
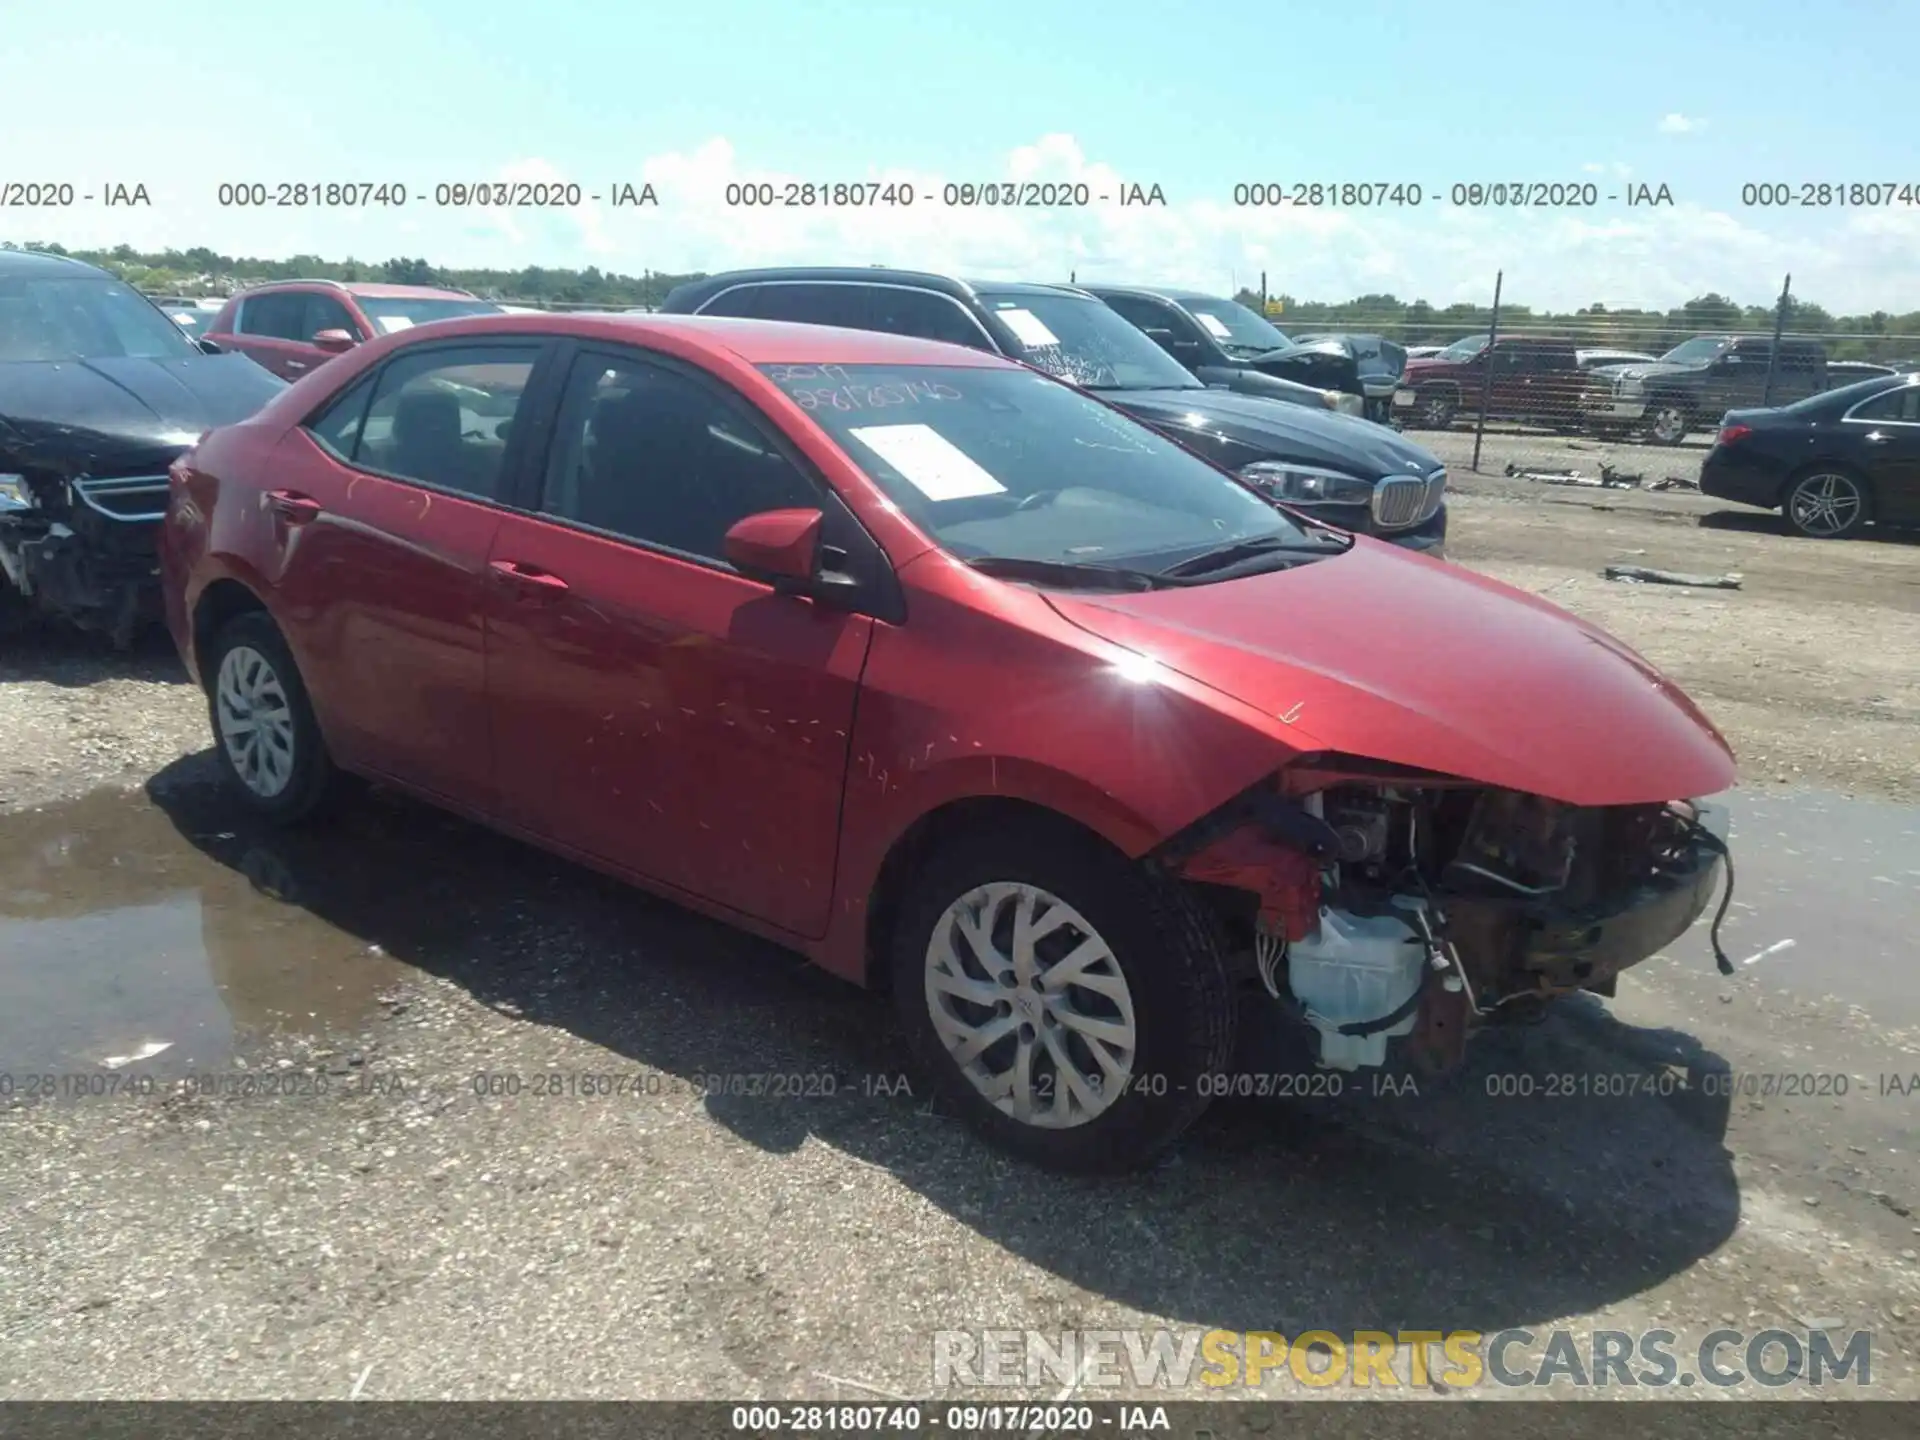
[1582,335,1829,445]
[660,268,1447,552]
[1077,286,1365,416]
[1396,334,1587,430]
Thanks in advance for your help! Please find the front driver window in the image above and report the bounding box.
[542,353,818,563]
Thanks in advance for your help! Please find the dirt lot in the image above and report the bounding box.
[2,427,1917,1403]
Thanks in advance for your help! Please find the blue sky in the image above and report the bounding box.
[5,0,1916,311]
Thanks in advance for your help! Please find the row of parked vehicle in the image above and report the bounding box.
[5,250,1917,652]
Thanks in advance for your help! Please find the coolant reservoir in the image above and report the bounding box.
[1286,907,1425,1070]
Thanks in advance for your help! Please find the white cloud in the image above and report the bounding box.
[13,132,1920,314]
[1658,113,1706,134]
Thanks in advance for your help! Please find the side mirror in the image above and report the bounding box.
[312,329,357,354]
[724,508,823,587]
[196,338,223,355]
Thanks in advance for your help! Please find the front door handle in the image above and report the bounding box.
[265,489,322,523]
[489,559,570,592]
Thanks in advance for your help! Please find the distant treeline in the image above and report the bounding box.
[10,240,1920,361]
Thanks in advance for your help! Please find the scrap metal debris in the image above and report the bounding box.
[1503,462,1702,493]
[1604,565,1744,590]
[1504,462,1641,489]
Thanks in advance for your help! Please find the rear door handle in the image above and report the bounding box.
[489,559,570,592]
[265,489,322,523]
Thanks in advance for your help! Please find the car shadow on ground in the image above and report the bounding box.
[1697,509,1920,547]
[0,622,184,687]
[146,759,1742,1338]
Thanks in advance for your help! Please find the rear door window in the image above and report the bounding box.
[351,344,542,500]
[236,292,309,340]
[736,283,873,330]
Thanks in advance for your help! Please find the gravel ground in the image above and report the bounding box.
[2,429,1917,1401]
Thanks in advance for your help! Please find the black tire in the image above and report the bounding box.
[1643,400,1691,445]
[202,610,336,824]
[890,823,1236,1174]
[1416,390,1457,429]
[1782,465,1874,540]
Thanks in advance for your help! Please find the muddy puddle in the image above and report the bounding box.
[1707,786,1920,1025]
[1,774,1915,1088]
[0,787,408,1079]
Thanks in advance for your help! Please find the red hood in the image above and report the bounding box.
[1043,541,1737,807]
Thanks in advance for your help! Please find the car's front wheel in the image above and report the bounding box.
[204,610,336,824]
[891,823,1236,1174]
[1417,390,1457,429]
[1784,467,1873,539]
[1645,401,1691,445]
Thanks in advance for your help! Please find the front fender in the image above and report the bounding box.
[809,577,1299,980]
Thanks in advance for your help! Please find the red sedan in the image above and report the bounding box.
[159,312,1738,1173]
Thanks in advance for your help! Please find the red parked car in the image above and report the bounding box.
[203,280,502,381]
[159,313,1739,1173]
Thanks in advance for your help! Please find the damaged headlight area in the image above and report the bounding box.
[0,464,172,647]
[1159,759,1734,1075]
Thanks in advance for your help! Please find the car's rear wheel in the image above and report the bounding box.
[205,611,335,824]
[1645,402,1691,445]
[1784,467,1872,539]
[1417,391,1457,428]
[891,824,1235,1174]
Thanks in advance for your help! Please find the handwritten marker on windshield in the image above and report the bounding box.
[1740,938,1797,967]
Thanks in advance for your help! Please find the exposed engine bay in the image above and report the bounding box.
[1164,763,1733,1074]
[0,465,171,647]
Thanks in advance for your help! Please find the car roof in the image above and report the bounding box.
[231,279,476,300]
[1080,284,1233,305]
[363,312,1023,368]
[0,249,112,278]
[663,267,1100,307]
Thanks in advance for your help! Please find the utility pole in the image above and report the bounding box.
[1471,270,1504,474]
[1763,273,1792,406]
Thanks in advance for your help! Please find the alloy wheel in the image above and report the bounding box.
[1788,472,1865,538]
[1649,405,1688,443]
[924,881,1138,1129]
[215,644,298,798]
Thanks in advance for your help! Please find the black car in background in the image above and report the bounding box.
[1295,333,1408,422]
[1079,285,1366,416]
[660,268,1448,552]
[1700,372,1920,539]
[0,251,285,643]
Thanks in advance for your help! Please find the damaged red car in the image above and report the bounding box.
[158,313,1739,1173]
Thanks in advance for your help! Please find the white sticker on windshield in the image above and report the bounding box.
[996,307,1060,349]
[1196,312,1233,339]
[377,316,415,334]
[848,424,1007,501]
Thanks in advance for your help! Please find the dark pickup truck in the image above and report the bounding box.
[1581,334,1829,445]
[1394,334,1587,430]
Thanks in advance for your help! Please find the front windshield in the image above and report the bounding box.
[760,363,1309,571]
[1438,334,1488,361]
[1658,337,1728,366]
[356,295,504,335]
[0,277,200,362]
[1181,296,1292,353]
[976,291,1201,391]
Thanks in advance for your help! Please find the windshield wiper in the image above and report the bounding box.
[1160,532,1350,579]
[963,555,1173,591]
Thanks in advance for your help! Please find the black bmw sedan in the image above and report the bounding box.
[1700,372,1920,539]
